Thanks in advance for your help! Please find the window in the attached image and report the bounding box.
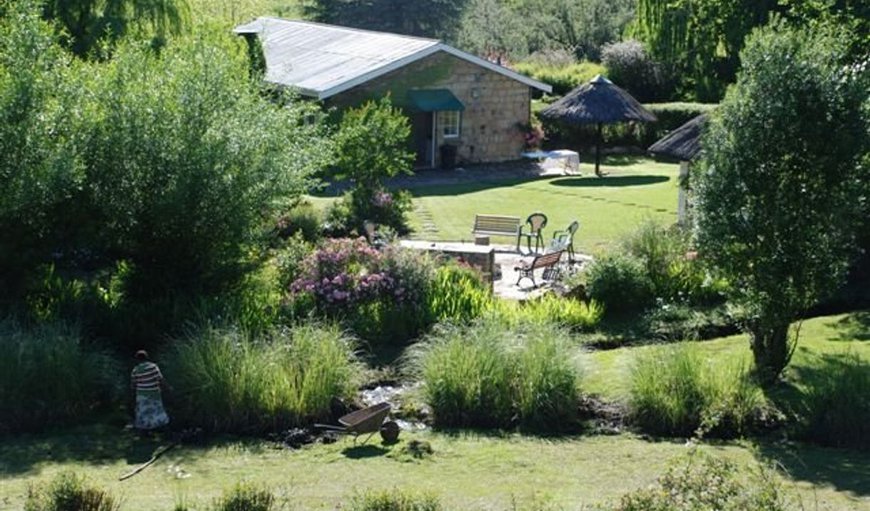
[438,110,461,138]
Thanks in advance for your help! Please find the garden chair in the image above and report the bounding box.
[551,220,579,262]
[519,212,548,253]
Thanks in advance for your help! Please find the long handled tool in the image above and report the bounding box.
[119,443,177,481]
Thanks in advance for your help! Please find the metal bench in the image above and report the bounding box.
[515,250,564,287]
[472,214,522,251]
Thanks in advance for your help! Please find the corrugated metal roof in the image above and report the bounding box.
[234,18,551,99]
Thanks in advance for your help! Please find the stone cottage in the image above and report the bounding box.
[234,18,552,168]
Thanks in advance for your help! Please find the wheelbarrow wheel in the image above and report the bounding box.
[380,421,400,443]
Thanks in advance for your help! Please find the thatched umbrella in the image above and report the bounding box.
[540,75,657,177]
[648,114,708,224]
[648,114,707,162]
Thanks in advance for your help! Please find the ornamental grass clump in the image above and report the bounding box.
[513,323,581,431]
[212,482,277,511]
[25,472,120,511]
[348,489,442,511]
[165,324,360,433]
[410,318,581,431]
[0,321,119,434]
[629,344,766,438]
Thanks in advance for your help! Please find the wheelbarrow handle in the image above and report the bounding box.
[313,424,348,432]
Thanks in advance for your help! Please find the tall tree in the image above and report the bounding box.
[304,0,470,40]
[41,0,190,56]
[694,20,869,384]
[632,0,774,101]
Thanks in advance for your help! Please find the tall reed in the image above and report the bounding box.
[629,344,765,438]
[164,323,360,433]
[409,318,581,431]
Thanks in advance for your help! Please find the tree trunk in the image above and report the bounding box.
[749,321,792,385]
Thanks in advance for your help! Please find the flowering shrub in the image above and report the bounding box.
[287,238,436,345]
[290,238,393,310]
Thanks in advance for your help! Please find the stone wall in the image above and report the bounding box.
[327,51,532,166]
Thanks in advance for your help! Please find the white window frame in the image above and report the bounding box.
[438,110,461,139]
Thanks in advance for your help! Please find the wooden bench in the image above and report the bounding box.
[472,214,522,250]
[514,250,564,287]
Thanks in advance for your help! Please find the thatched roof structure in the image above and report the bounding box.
[539,75,657,125]
[539,75,656,176]
[649,114,708,161]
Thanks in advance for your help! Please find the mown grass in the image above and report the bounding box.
[582,312,870,402]
[2,428,866,510]
[308,156,680,252]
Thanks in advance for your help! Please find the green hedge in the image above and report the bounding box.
[514,61,606,96]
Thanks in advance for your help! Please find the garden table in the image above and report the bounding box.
[521,149,580,175]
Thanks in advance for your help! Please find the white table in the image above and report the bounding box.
[521,149,580,175]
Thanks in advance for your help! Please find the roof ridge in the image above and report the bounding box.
[253,17,442,44]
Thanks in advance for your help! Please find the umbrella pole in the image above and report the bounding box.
[595,123,603,177]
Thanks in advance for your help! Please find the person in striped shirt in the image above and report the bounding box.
[131,350,170,430]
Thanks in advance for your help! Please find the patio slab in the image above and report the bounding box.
[399,239,592,301]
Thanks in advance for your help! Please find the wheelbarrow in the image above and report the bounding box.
[315,402,399,445]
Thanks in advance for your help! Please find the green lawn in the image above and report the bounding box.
[2,313,868,510]
[309,156,681,253]
[2,427,867,510]
[582,312,870,402]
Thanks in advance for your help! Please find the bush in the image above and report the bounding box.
[410,318,581,431]
[0,322,118,434]
[213,483,276,511]
[601,40,674,102]
[629,344,766,438]
[621,222,726,306]
[513,61,606,96]
[0,10,331,301]
[274,202,322,243]
[605,451,797,511]
[348,489,442,511]
[164,324,360,433]
[802,353,870,449]
[25,472,120,511]
[325,189,414,237]
[287,239,437,346]
[426,263,492,325]
[586,254,653,315]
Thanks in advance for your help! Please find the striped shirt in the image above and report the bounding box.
[132,362,163,394]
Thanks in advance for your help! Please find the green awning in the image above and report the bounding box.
[407,89,465,112]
